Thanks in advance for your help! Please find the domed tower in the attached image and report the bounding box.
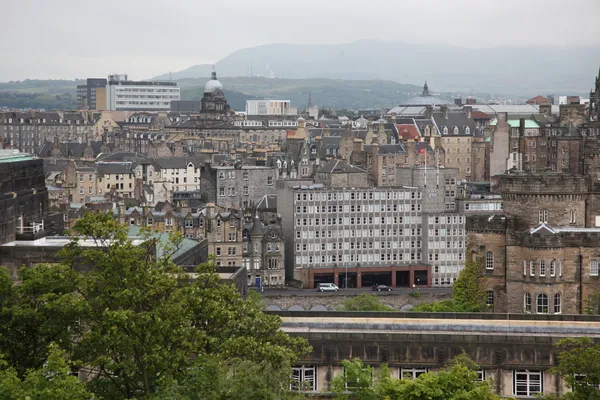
[201,67,230,116]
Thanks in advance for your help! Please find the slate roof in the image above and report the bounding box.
[153,157,204,169]
[37,141,105,158]
[433,110,476,136]
[96,162,132,175]
[316,159,367,174]
[255,194,277,210]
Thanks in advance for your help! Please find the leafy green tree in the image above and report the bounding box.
[0,264,85,377]
[337,293,394,312]
[330,358,378,400]
[153,355,306,400]
[549,338,600,399]
[60,212,309,399]
[0,344,93,400]
[413,256,485,312]
[331,354,499,400]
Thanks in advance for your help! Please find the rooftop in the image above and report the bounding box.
[0,149,34,163]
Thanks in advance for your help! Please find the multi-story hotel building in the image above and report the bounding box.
[291,185,429,289]
[105,74,180,111]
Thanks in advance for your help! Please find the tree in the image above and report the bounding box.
[0,344,93,400]
[413,256,485,312]
[337,293,394,312]
[0,264,85,377]
[153,355,306,400]
[549,337,600,399]
[60,212,309,399]
[331,354,500,400]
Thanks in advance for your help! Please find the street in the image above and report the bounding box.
[254,287,453,297]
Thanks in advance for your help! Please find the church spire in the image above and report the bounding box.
[307,90,313,108]
[211,65,217,80]
[422,80,430,96]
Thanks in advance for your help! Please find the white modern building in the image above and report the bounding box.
[106,74,180,111]
[246,100,296,116]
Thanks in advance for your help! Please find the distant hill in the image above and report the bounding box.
[178,77,426,110]
[153,40,600,95]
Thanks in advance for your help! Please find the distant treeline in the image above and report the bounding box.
[0,92,77,110]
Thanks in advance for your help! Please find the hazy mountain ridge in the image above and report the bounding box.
[153,40,600,95]
[178,77,427,110]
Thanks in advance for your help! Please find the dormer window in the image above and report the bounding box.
[465,127,471,135]
[311,147,317,154]
[453,126,459,135]
[443,126,448,135]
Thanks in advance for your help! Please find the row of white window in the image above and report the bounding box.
[292,366,543,397]
[295,252,423,265]
[295,191,420,202]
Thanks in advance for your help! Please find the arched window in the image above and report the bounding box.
[465,126,471,135]
[537,294,549,314]
[443,126,448,135]
[453,126,459,135]
[554,293,561,314]
[485,252,494,270]
[524,293,532,313]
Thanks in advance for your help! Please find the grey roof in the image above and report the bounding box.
[255,194,277,210]
[317,159,367,174]
[470,104,560,116]
[96,152,147,163]
[96,162,132,175]
[432,110,476,136]
[250,215,265,235]
[363,143,406,155]
[37,141,105,158]
[153,157,204,169]
[399,82,452,107]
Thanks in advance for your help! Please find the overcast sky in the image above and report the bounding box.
[1,0,599,81]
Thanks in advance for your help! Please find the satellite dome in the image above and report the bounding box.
[204,67,223,93]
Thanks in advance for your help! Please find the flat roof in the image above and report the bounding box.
[0,149,34,163]
[1,236,146,247]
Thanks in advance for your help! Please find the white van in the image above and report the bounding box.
[317,283,339,292]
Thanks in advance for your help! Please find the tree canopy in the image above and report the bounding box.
[412,255,485,312]
[330,354,500,400]
[337,293,394,312]
[0,212,310,399]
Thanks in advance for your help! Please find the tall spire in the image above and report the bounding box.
[307,90,313,108]
[422,80,430,96]
[211,65,217,80]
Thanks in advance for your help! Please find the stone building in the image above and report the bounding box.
[468,171,600,314]
[433,106,476,180]
[201,161,278,209]
[243,215,285,288]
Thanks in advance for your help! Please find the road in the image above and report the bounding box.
[254,287,453,297]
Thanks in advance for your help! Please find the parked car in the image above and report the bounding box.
[372,284,392,292]
[318,283,339,292]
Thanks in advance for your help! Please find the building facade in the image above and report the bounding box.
[76,78,107,110]
[291,185,431,289]
[246,100,294,116]
[105,74,180,111]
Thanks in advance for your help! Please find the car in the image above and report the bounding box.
[372,284,392,292]
[318,283,339,292]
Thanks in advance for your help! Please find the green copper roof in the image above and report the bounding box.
[489,118,540,129]
[0,150,34,164]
